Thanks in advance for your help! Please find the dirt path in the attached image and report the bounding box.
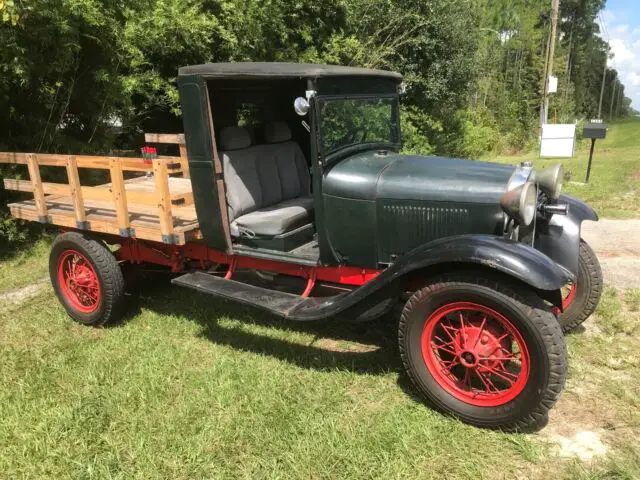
[582,219,640,288]
[0,277,48,310]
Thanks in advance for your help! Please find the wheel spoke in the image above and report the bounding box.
[480,364,519,385]
[440,358,459,368]
[441,322,458,342]
[475,369,500,394]
[458,312,467,347]
[432,343,457,356]
[481,356,518,362]
[499,345,519,359]
[433,335,455,348]
[472,316,487,349]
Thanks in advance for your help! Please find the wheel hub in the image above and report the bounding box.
[459,351,477,367]
[452,323,507,370]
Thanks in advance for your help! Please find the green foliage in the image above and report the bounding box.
[400,106,437,155]
[455,106,503,159]
[0,0,634,247]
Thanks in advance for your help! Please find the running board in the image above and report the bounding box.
[172,272,316,317]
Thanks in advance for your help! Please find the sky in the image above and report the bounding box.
[601,0,640,110]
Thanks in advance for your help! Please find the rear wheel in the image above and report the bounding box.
[556,240,603,333]
[50,232,125,326]
[398,274,567,431]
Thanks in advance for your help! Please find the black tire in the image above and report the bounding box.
[49,232,125,326]
[398,273,567,431]
[557,239,603,333]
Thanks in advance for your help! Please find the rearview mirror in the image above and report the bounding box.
[294,97,309,116]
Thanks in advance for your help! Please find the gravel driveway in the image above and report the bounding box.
[582,219,640,288]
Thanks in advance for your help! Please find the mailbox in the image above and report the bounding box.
[583,122,607,139]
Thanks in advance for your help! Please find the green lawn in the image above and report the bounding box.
[489,117,640,218]
[1,278,639,478]
[0,236,52,292]
[1,119,640,478]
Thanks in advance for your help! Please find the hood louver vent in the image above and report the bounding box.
[379,203,470,261]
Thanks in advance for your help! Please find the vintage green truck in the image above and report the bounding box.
[1,63,603,430]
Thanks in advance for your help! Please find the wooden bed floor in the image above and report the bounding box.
[9,176,202,244]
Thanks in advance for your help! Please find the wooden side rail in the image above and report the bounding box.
[3,179,192,207]
[0,152,183,174]
[145,132,190,179]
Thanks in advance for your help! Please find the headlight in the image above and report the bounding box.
[537,164,564,199]
[500,181,537,226]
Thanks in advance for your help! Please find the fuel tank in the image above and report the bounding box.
[322,151,516,267]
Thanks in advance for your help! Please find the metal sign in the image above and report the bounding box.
[540,124,576,158]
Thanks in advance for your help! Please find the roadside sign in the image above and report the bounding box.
[540,123,576,158]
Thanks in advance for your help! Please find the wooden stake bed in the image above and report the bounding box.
[1,133,202,244]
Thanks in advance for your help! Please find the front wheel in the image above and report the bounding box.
[556,239,603,333]
[398,274,567,431]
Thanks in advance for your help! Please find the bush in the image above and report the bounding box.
[400,105,438,155]
[447,106,502,158]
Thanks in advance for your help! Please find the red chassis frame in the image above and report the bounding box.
[117,238,382,298]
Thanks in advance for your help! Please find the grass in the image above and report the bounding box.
[1,272,639,478]
[488,117,640,218]
[0,236,51,292]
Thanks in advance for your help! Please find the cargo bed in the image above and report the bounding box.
[1,133,202,244]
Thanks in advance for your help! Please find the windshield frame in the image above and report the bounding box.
[315,93,401,165]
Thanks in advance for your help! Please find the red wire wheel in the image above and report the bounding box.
[421,302,530,407]
[57,249,101,313]
[561,284,577,310]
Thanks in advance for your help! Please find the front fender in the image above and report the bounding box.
[535,194,598,276]
[390,234,574,291]
[287,234,572,321]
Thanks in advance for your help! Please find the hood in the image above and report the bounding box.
[323,151,516,204]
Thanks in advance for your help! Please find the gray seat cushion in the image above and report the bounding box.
[231,197,314,237]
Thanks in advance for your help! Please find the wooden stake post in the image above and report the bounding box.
[25,153,49,223]
[109,158,132,236]
[65,155,88,229]
[152,158,176,243]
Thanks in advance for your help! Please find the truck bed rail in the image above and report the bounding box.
[1,133,201,244]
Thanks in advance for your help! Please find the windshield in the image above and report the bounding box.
[318,96,400,156]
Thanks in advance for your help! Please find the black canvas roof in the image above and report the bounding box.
[178,62,403,82]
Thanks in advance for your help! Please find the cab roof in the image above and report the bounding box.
[178,62,403,82]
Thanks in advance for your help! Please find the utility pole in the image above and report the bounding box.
[542,0,560,125]
[609,80,618,120]
[539,25,552,128]
[616,85,624,118]
[597,51,608,118]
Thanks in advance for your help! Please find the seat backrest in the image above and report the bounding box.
[262,121,310,200]
[220,126,261,222]
[221,123,310,222]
